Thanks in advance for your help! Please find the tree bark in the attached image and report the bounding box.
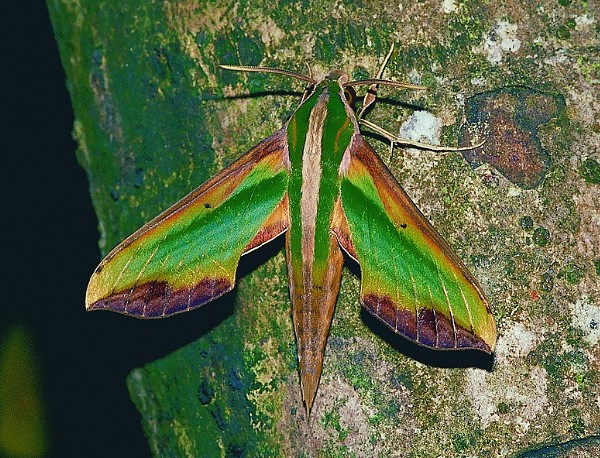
[48,0,600,456]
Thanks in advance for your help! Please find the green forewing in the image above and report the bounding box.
[338,136,495,352]
[86,130,289,317]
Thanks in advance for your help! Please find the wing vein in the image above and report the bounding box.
[436,259,457,348]
[110,243,142,295]
[136,240,164,315]
[408,264,419,341]
[453,269,475,335]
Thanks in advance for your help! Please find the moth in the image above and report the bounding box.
[86,47,496,413]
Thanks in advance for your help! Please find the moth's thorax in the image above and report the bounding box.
[286,66,356,282]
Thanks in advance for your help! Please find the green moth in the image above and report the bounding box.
[86,49,496,413]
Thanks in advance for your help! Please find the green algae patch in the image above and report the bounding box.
[579,158,600,184]
[558,263,586,285]
[532,226,551,247]
[126,317,265,456]
[519,215,534,231]
[126,274,292,456]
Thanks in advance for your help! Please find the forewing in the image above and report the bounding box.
[335,135,496,352]
[86,129,289,318]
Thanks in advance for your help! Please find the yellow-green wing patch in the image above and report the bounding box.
[86,129,289,318]
[336,135,496,352]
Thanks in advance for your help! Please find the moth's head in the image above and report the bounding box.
[324,71,349,85]
[310,72,356,108]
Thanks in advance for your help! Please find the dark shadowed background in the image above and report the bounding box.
[1,4,172,456]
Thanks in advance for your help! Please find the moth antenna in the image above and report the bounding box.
[218,64,316,85]
[345,79,427,91]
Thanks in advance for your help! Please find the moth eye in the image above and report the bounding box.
[343,86,356,105]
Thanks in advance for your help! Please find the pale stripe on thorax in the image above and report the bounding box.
[299,93,328,294]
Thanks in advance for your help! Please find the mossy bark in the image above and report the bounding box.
[48,0,599,456]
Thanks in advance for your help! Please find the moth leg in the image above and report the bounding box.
[359,118,485,152]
